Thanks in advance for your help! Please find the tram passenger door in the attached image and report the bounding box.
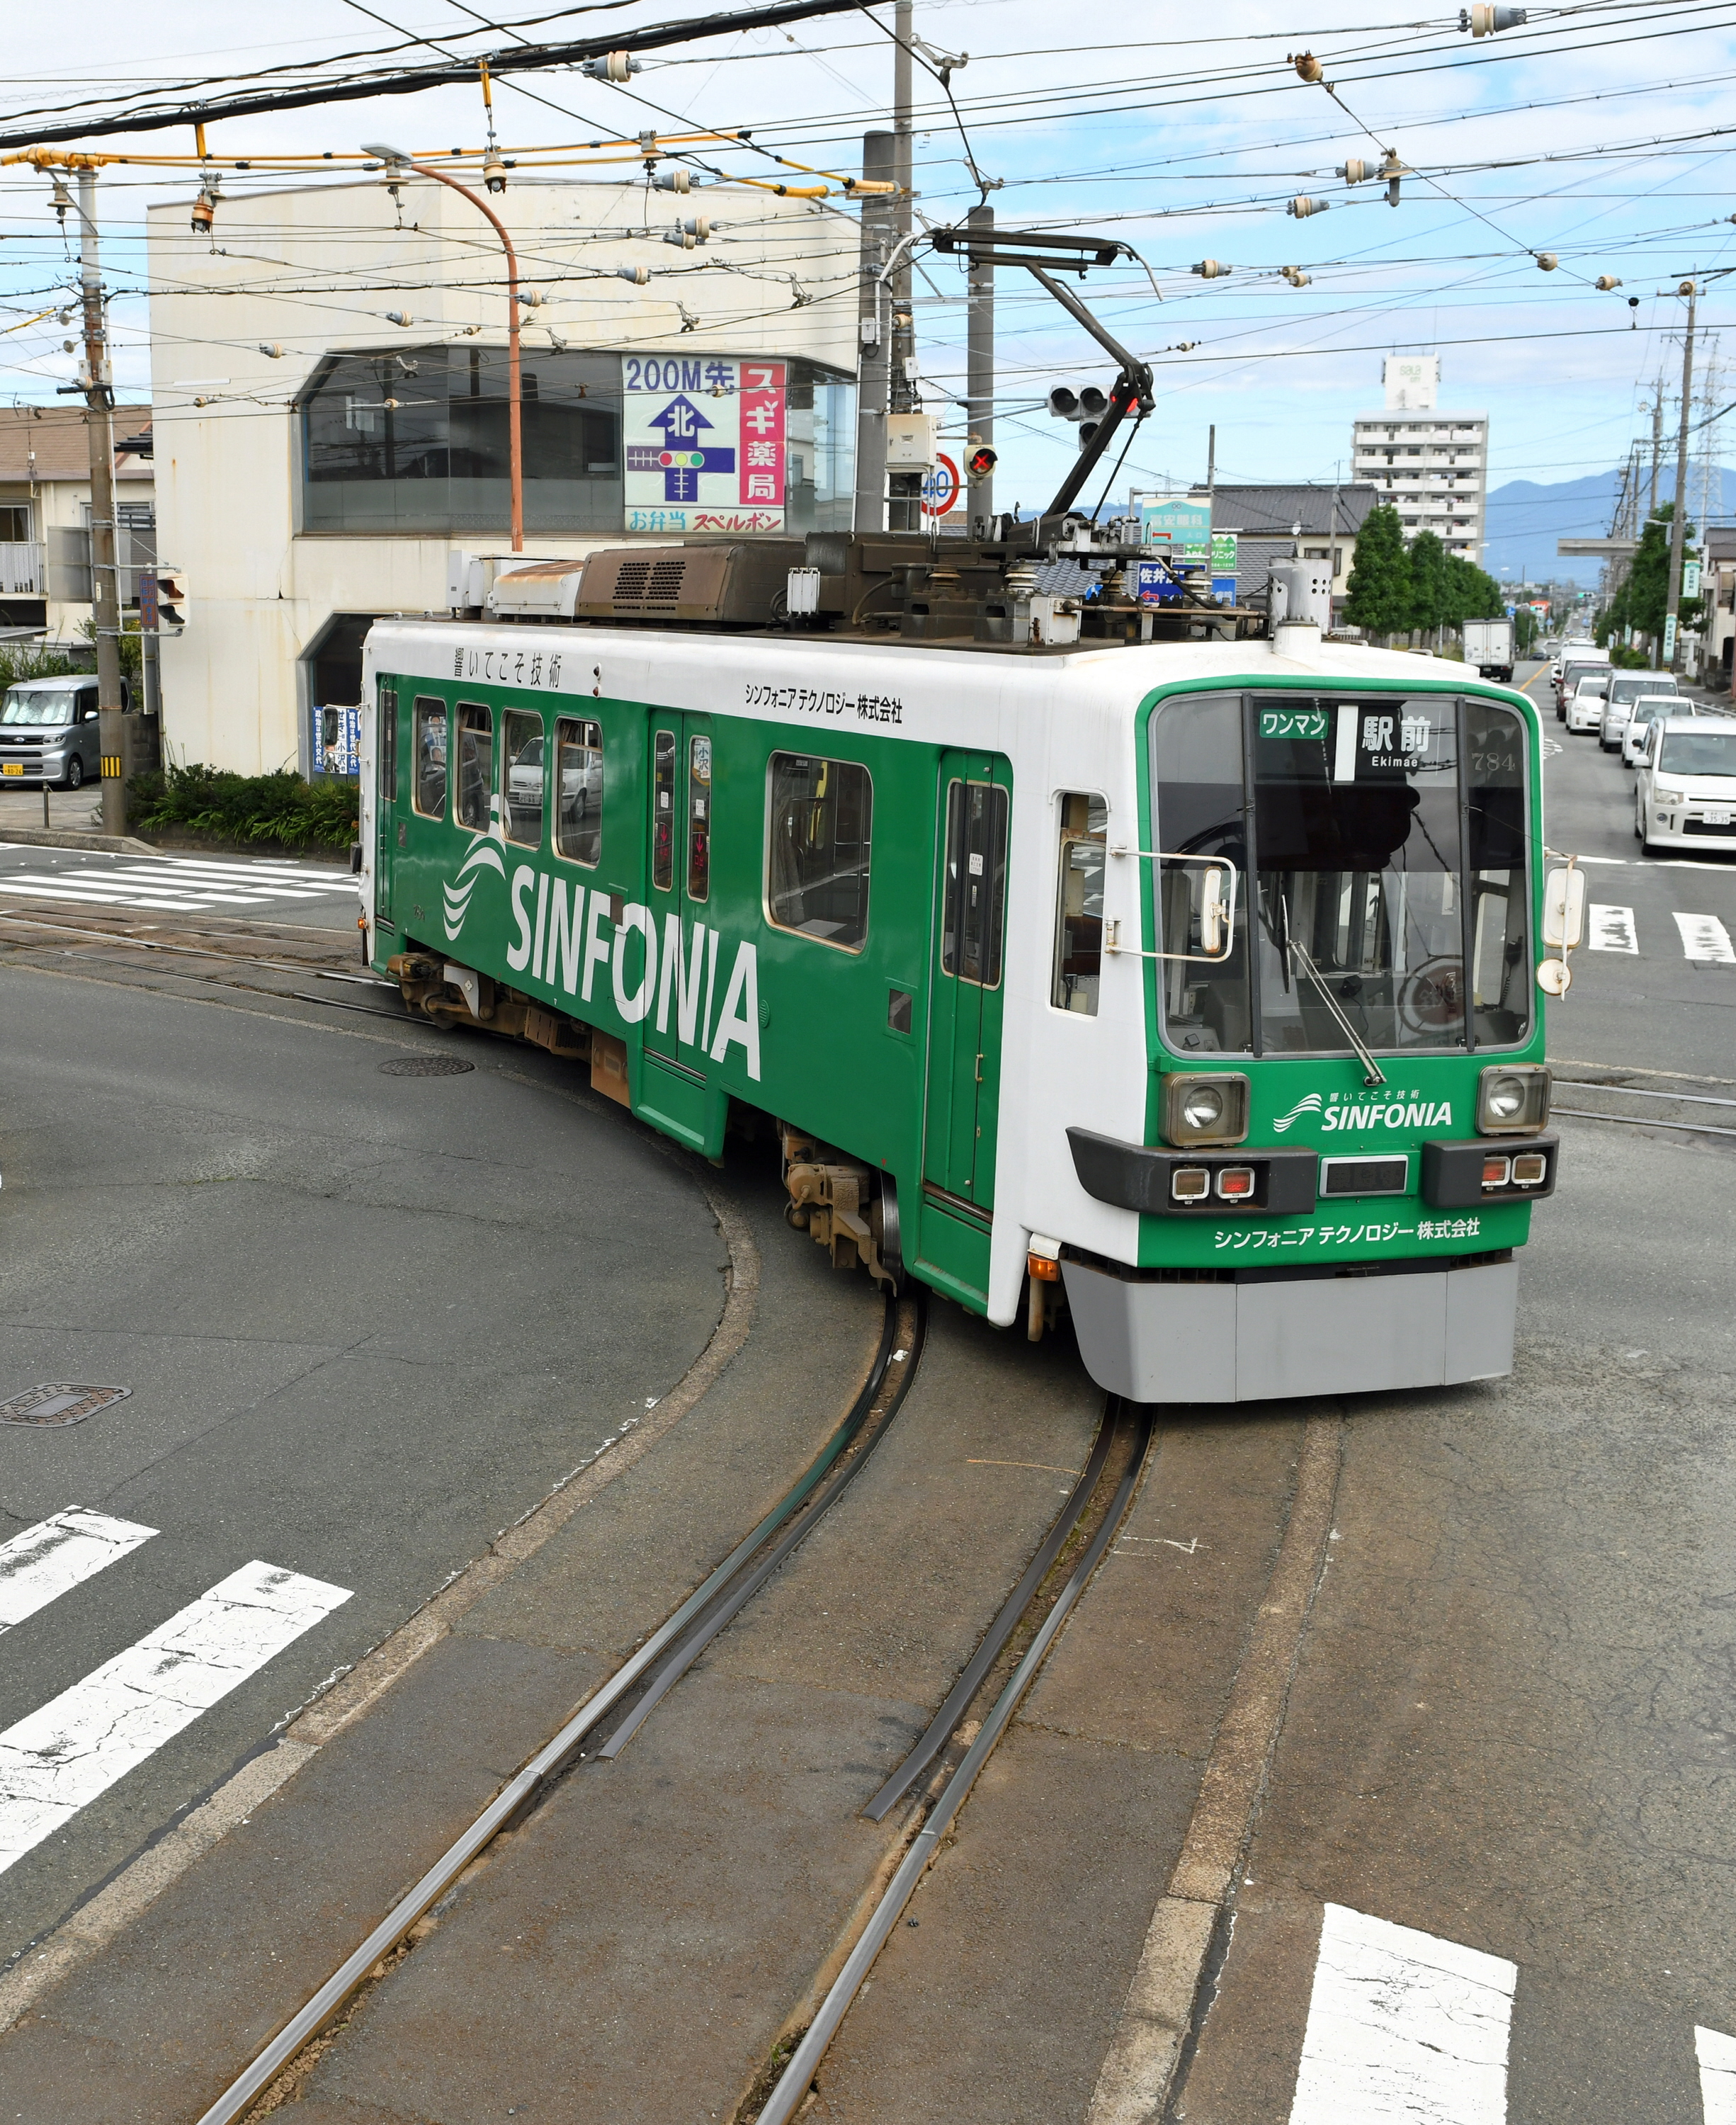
[924,752,1012,1209]
[645,710,715,1075]
[375,684,398,929]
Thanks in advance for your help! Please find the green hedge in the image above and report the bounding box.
[128,763,359,849]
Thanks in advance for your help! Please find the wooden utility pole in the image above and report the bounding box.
[76,166,127,834]
[1665,281,1696,670]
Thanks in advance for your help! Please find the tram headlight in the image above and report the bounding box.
[1476,1062,1551,1135]
[1162,1071,1250,1148]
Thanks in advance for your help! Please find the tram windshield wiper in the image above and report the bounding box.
[1281,895,1387,1087]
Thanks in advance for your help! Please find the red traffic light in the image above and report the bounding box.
[967,444,997,480]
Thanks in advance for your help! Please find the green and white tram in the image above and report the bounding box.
[360,531,1560,1403]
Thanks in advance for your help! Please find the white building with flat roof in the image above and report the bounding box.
[1351,355,1487,561]
[146,172,858,775]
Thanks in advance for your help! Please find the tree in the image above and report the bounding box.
[1344,505,1412,638]
[1622,500,1692,642]
[1514,606,1541,654]
[1407,530,1449,634]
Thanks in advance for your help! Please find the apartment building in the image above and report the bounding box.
[1351,355,1487,560]
[0,407,155,641]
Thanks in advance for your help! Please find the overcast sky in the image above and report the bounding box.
[2,0,1732,560]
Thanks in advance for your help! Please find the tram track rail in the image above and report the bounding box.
[195,1286,926,2125]
[1550,1065,1736,1142]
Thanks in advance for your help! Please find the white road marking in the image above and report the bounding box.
[0,1509,157,1635]
[1697,2026,1736,2123]
[1288,1903,1516,2125]
[0,880,212,911]
[0,1559,351,1876]
[1675,913,1736,964]
[1589,905,1639,953]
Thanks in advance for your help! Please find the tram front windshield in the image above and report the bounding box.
[1151,691,1531,1058]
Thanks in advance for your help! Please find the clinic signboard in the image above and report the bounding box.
[1140,496,1211,562]
[624,356,787,536]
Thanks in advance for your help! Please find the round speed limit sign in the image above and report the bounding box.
[921,452,962,518]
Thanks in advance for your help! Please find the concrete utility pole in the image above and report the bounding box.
[853,131,896,533]
[1649,385,1663,518]
[886,0,921,533]
[76,168,126,834]
[1665,280,1697,670]
[966,201,994,531]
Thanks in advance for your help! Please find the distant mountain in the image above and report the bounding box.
[1484,466,1736,584]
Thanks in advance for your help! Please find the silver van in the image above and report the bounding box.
[0,674,130,790]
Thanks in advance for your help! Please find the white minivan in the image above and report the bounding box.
[1635,715,1736,853]
[1601,670,1677,751]
[1565,672,1611,735]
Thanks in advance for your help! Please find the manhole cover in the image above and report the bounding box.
[0,1384,131,1428]
[378,1055,476,1077]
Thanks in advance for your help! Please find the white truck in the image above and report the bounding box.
[1463,616,1516,684]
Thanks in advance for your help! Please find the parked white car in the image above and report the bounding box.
[1600,670,1678,751]
[1565,673,1611,734]
[1635,715,1736,853]
[1622,694,1682,767]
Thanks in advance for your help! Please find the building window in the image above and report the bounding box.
[414,697,448,817]
[0,505,32,543]
[767,752,872,949]
[455,702,493,832]
[298,346,853,538]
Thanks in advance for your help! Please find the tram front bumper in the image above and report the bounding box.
[1061,1252,1516,1405]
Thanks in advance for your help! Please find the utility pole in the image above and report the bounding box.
[76,167,126,834]
[1649,384,1662,518]
[886,0,920,533]
[1665,280,1696,672]
[966,200,994,531]
[853,131,895,533]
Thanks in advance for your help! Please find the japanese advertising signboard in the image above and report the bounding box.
[1140,496,1211,562]
[624,355,787,536]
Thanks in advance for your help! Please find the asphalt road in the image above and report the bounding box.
[1524,657,1736,1080]
[0,965,729,1973]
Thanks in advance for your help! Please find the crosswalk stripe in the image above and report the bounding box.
[1698,2027,1736,2123]
[0,1559,351,1876]
[0,881,213,911]
[0,1509,157,1635]
[1589,904,1638,953]
[1675,913,1736,964]
[1288,1903,1516,2124]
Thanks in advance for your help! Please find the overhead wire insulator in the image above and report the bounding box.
[682,216,711,242]
[1338,159,1372,185]
[1460,5,1526,33]
[581,51,641,81]
[1679,279,1697,297]
[514,288,544,307]
[1192,259,1230,278]
[1287,196,1328,220]
[653,168,693,194]
[259,342,285,358]
[1290,51,1323,83]
[1281,266,1312,288]
[1595,276,1623,292]
[615,264,650,285]
[664,227,698,248]
[1536,253,1558,272]
[50,175,71,227]
[385,310,414,327]
[1380,149,1405,209]
[482,152,507,194]
[191,186,218,238]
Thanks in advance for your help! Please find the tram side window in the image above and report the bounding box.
[378,686,397,803]
[688,734,712,901]
[503,708,544,847]
[1464,698,1531,1048]
[554,717,603,867]
[940,781,1009,987]
[652,730,676,890]
[766,752,872,950]
[455,702,494,832]
[413,696,448,817]
[1151,693,1252,1054]
[1053,793,1106,1014]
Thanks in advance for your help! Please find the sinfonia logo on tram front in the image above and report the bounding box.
[1272,1089,1453,1134]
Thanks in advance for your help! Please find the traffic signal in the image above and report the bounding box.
[154,570,187,632]
[967,444,997,482]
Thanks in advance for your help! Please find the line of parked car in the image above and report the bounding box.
[1550,638,1736,855]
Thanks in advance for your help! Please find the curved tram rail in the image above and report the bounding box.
[1550,1065,1736,1140]
[196,1288,924,2125]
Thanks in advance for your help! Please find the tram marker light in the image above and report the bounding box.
[1511,1151,1548,1186]
[1171,1167,1211,1203]
[1215,1167,1256,1202]
[1477,1062,1551,1135]
[1480,1155,1512,1189]
[1028,1252,1062,1281]
[1163,1070,1250,1147]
